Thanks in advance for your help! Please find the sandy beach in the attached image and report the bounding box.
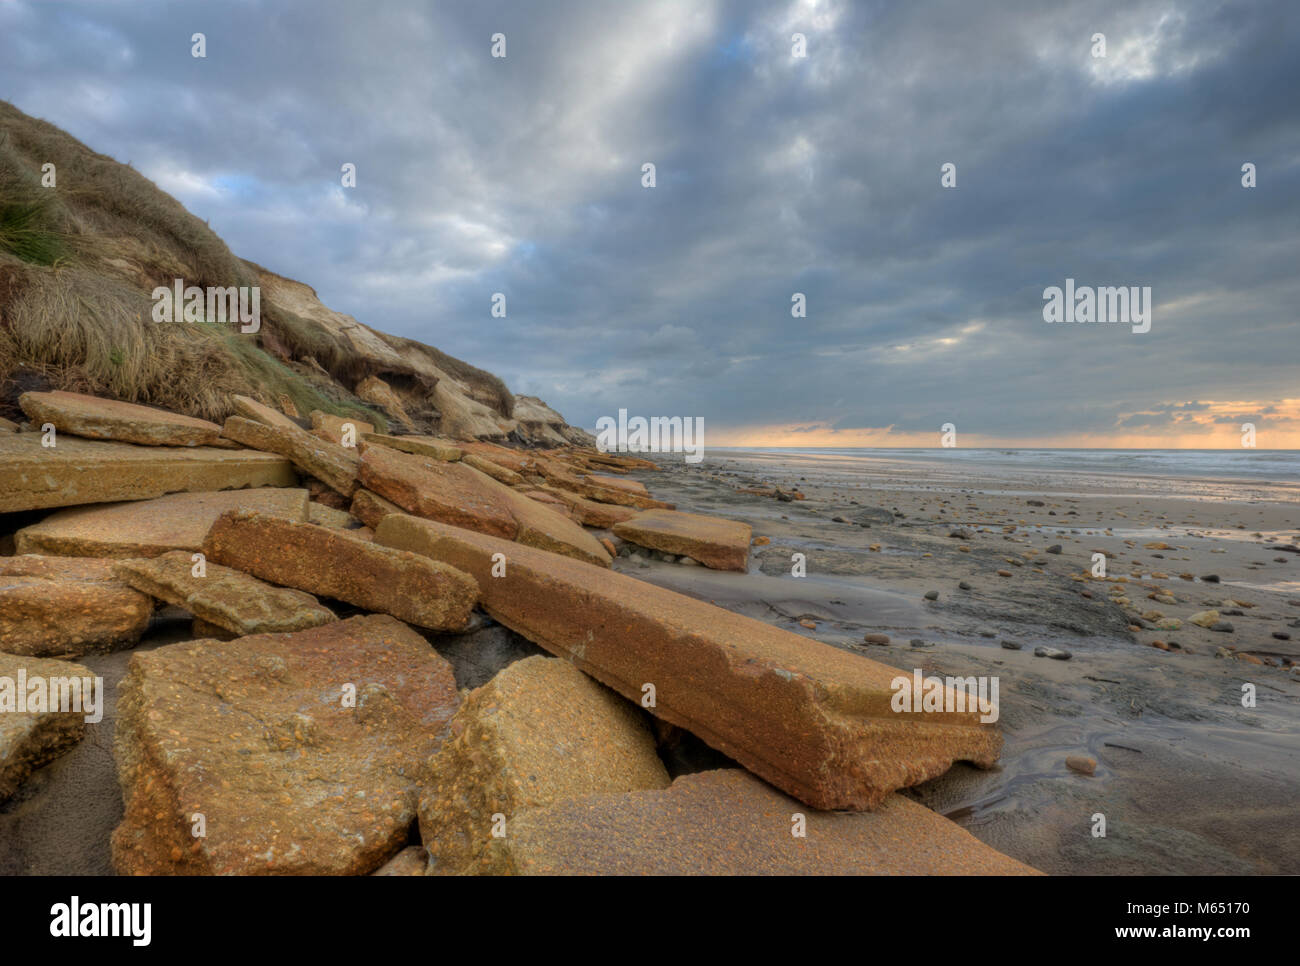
[606,448,1300,875]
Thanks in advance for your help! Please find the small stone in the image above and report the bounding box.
[1000,639,1022,650]
[1190,610,1220,628]
[1273,632,1292,641]
[1201,574,1221,583]
[1033,646,1071,660]
[862,634,891,645]
[1046,544,1063,554]
[923,590,939,601]
[1065,755,1096,776]
[958,581,972,590]
[1211,621,1234,633]
[996,569,1012,577]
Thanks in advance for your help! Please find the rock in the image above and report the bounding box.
[1033,646,1072,660]
[1211,621,1234,633]
[481,768,1039,875]
[231,393,301,430]
[0,415,19,433]
[420,656,670,874]
[111,615,459,875]
[18,390,223,447]
[307,501,357,529]
[356,374,416,431]
[996,569,1012,577]
[377,515,1003,811]
[1026,499,1045,507]
[372,847,427,876]
[204,510,478,630]
[958,581,972,590]
[362,433,462,461]
[0,433,295,514]
[863,633,890,645]
[462,453,524,486]
[114,551,337,636]
[1046,544,1063,554]
[359,444,610,566]
[1065,755,1097,775]
[1190,610,1220,628]
[15,487,309,558]
[0,653,94,802]
[309,410,374,445]
[221,415,359,497]
[0,556,153,657]
[1156,618,1182,631]
[923,590,939,601]
[948,529,972,539]
[753,536,771,546]
[349,488,405,529]
[534,486,638,528]
[1273,632,1292,641]
[1201,574,1221,583]
[612,508,752,572]
[1000,639,1022,650]
[1235,653,1264,666]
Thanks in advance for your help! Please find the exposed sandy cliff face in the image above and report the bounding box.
[0,99,586,445]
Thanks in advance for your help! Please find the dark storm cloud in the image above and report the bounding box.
[2,0,1297,438]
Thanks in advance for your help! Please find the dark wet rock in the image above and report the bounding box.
[923,590,939,601]
[1000,639,1022,650]
[1046,544,1063,554]
[1211,622,1234,633]
[1201,574,1221,583]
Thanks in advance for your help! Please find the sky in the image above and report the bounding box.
[1,0,1298,447]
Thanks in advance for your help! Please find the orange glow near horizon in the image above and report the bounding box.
[704,399,1300,450]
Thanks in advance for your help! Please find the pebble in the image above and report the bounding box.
[909,638,932,648]
[996,569,1012,577]
[923,590,939,601]
[1211,621,1234,633]
[958,581,972,590]
[1046,544,1063,554]
[1201,574,1221,583]
[862,633,891,645]
[1000,639,1022,650]
[1065,755,1097,775]
[1033,646,1072,660]
[1273,631,1291,641]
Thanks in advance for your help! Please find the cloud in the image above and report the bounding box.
[2,0,1297,445]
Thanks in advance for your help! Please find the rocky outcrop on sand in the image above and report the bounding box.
[359,443,611,566]
[376,514,1002,810]
[19,390,224,447]
[113,551,337,636]
[0,555,153,657]
[612,507,753,571]
[0,653,95,802]
[111,616,459,875]
[420,656,670,874]
[14,487,309,558]
[482,768,1041,875]
[0,434,294,513]
[204,510,478,631]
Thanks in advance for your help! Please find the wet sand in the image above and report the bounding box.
[613,449,1300,875]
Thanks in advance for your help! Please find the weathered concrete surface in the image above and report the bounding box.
[0,653,94,802]
[536,485,638,528]
[349,488,404,529]
[114,551,337,636]
[205,510,478,630]
[221,415,358,497]
[19,390,222,447]
[361,433,462,461]
[0,557,153,658]
[0,434,295,513]
[462,452,523,486]
[377,515,1002,811]
[111,616,461,875]
[420,656,670,875]
[231,394,300,430]
[613,508,753,571]
[485,768,1041,875]
[359,444,610,566]
[15,488,309,558]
